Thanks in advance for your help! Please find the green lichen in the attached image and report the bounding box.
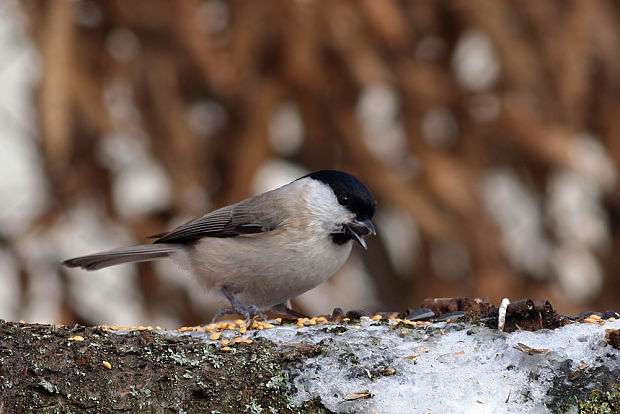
[245,397,263,413]
[578,385,620,414]
[546,365,620,413]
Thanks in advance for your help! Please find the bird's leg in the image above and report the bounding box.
[271,301,309,319]
[212,287,264,324]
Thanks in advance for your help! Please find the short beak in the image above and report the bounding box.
[345,218,376,250]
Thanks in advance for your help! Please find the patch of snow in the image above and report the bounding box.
[177,318,620,414]
[280,319,619,413]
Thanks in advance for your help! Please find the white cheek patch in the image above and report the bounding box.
[300,178,354,232]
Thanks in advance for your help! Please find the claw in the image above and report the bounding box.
[211,307,235,323]
[212,287,264,324]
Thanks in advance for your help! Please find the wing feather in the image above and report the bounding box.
[152,192,286,244]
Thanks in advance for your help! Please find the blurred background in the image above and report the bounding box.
[1,0,620,328]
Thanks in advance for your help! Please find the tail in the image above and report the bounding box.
[62,244,182,271]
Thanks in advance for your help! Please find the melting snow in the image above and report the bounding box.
[233,318,618,413]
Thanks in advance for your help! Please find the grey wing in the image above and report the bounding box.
[152,193,286,244]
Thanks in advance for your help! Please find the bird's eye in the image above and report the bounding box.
[338,196,350,206]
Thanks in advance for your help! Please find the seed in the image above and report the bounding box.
[372,315,382,321]
[209,332,221,341]
[220,339,230,346]
[221,346,231,352]
[102,361,112,370]
[68,336,84,342]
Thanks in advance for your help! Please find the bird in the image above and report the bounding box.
[62,170,376,322]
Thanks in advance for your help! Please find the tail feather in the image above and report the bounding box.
[62,244,181,271]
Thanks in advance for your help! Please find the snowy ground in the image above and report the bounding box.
[175,317,620,414]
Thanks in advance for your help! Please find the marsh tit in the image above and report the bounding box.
[63,170,376,321]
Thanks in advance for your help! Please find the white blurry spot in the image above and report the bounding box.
[197,0,229,35]
[0,249,20,320]
[551,246,602,304]
[568,133,617,192]
[547,169,609,250]
[296,255,379,315]
[268,101,305,156]
[106,28,140,62]
[468,93,500,123]
[97,133,172,218]
[75,0,103,28]
[430,241,470,282]
[0,5,46,236]
[415,36,447,62]
[103,79,142,129]
[97,133,145,171]
[357,83,407,164]
[113,157,172,218]
[186,99,227,138]
[0,129,48,236]
[252,159,308,195]
[421,107,459,148]
[102,81,168,218]
[482,170,550,278]
[375,206,419,277]
[453,30,499,92]
[53,200,147,325]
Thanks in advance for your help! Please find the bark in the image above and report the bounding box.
[0,320,328,413]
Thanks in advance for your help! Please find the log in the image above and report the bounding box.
[1,309,618,413]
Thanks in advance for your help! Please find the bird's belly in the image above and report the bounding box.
[185,235,353,308]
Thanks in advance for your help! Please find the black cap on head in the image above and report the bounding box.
[305,170,376,220]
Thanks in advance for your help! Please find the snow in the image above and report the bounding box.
[204,317,619,414]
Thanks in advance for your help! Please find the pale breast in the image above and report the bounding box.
[185,230,353,308]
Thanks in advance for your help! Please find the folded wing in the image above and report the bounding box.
[152,192,286,244]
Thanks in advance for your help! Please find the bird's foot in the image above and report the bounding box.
[212,287,264,324]
[211,305,264,324]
